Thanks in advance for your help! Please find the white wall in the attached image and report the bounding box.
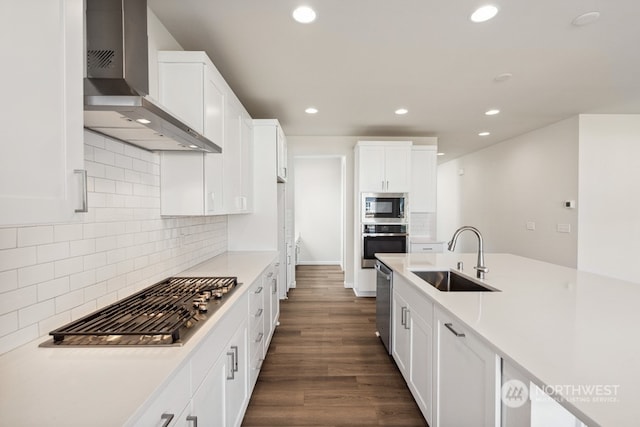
[578,114,640,283]
[0,131,228,355]
[437,117,579,267]
[294,157,343,265]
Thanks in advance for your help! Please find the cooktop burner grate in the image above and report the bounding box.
[45,277,238,346]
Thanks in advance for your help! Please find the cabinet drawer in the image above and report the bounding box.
[249,279,265,315]
[410,243,444,253]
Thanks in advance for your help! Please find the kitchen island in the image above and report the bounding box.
[377,252,640,427]
[0,251,277,427]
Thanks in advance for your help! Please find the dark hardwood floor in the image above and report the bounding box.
[242,265,428,427]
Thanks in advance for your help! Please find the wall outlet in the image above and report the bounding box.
[526,221,536,231]
[557,223,571,233]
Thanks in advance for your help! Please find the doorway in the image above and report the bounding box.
[294,156,345,269]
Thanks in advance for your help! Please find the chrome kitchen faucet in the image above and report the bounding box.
[447,226,489,279]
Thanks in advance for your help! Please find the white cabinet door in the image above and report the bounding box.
[226,320,248,427]
[384,146,411,192]
[276,125,288,182]
[240,116,254,212]
[436,309,500,427]
[224,99,243,214]
[409,310,434,425]
[0,0,84,226]
[392,290,411,377]
[185,354,226,427]
[358,146,386,192]
[410,146,438,212]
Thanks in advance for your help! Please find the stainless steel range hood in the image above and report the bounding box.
[84,0,221,153]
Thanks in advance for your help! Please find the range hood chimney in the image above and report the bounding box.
[83,0,221,153]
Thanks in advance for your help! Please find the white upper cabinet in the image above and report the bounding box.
[410,145,438,213]
[356,142,412,193]
[0,0,85,226]
[157,51,252,216]
[276,126,288,182]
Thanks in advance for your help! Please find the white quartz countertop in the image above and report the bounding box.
[376,252,640,427]
[0,251,277,427]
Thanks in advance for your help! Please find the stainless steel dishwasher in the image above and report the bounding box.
[375,260,393,354]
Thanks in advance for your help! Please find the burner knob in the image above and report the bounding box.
[198,302,208,313]
[213,292,223,300]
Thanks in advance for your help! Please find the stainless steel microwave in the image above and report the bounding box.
[361,193,407,223]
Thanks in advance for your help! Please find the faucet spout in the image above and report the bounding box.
[447,226,488,279]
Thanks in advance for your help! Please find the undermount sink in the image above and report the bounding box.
[411,270,498,292]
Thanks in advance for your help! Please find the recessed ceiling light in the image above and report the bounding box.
[485,109,500,116]
[136,118,151,124]
[494,72,513,82]
[437,152,445,156]
[470,5,498,23]
[293,6,316,23]
[478,131,491,136]
[188,145,199,149]
[305,107,318,114]
[572,11,600,26]
[395,108,409,115]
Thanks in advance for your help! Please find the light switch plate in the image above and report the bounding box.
[526,221,536,231]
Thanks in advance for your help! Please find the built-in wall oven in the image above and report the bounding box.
[362,193,407,223]
[361,224,408,268]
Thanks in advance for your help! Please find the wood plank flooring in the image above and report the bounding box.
[242,265,428,427]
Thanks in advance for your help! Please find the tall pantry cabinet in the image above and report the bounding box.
[0,0,86,226]
[228,120,292,300]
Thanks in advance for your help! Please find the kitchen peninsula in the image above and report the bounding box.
[377,252,640,427]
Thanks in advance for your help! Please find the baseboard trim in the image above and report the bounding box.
[297,261,342,266]
[353,288,376,298]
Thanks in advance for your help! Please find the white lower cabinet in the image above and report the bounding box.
[435,307,501,427]
[392,275,434,425]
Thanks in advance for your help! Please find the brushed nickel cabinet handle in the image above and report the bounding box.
[74,169,88,213]
[445,322,465,337]
[160,413,174,427]
[255,332,264,343]
[231,345,239,372]
[186,415,198,427]
[227,351,235,380]
[255,286,263,294]
[401,306,407,326]
[404,310,410,330]
[255,308,263,318]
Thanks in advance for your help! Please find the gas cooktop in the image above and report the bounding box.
[40,276,239,347]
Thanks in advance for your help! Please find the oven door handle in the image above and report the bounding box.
[363,233,408,237]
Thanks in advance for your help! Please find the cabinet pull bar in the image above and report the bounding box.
[255,286,263,294]
[186,415,198,427]
[404,310,411,330]
[231,345,239,372]
[272,279,277,294]
[160,413,174,427]
[74,169,88,213]
[445,322,466,337]
[255,308,263,318]
[401,306,407,326]
[255,332,264,343]
[226,351,235,380]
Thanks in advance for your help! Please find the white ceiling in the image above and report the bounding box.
[148,0,640,160]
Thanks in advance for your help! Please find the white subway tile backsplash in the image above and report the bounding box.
[94,147,116,165]
[54,224,83,242]
[17,226,54,247]
[70,270,96,291]
[37,242,70,264]
[0,247,37,272]
[70,239,96,257]
[18,263,54,288]
[54,256,84,278]
[0,132,227,356]
[54,290,84,313]
[0,228,17,250]
[0,271,18,298]
[37,277,69,301]
[0,324,38,355]
[0,286,37,315]
[0,312,18,337]
[18,300,55,327]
